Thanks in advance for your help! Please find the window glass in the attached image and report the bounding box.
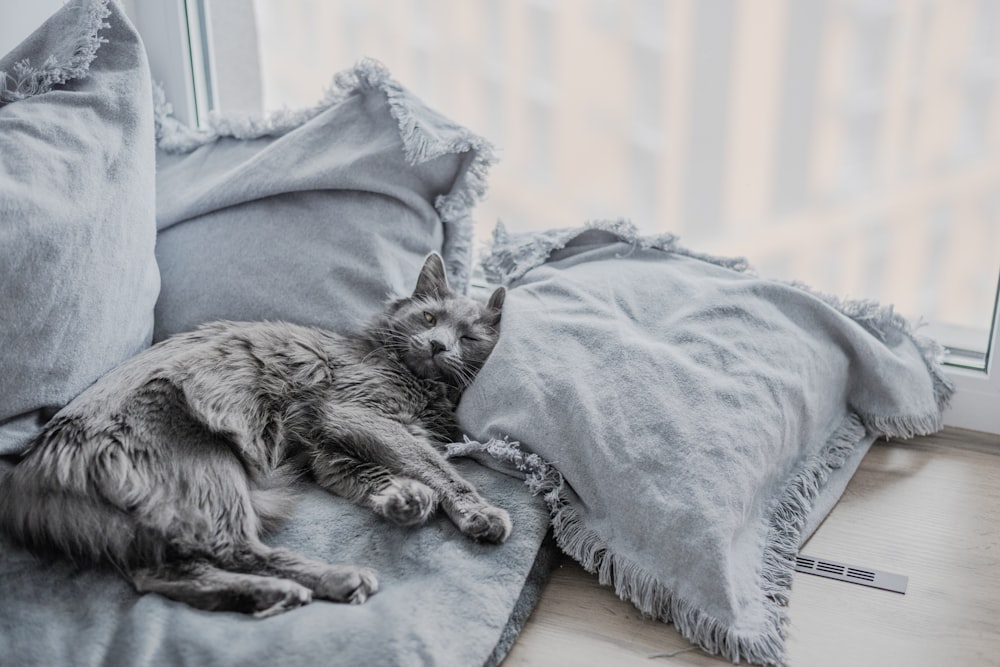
[233,0,1000,366]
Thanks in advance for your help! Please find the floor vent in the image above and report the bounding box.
[795,554,908,594]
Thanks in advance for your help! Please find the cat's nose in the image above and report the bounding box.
[430,340,447,356]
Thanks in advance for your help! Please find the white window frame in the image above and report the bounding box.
[129,1,1000,436]
[942,290,1000,434]
[126,0,216,126]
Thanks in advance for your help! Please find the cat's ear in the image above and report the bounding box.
[485,286,505,325]
[413,252,450,298]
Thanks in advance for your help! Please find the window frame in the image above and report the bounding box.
[127,0,216,127]
[130,0,1000,436]
[942,283,1000,434]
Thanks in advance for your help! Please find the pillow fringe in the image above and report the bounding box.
[365,60,497,293]
[775,284,956,420]
[153,57,495,293]
[0,0,111,105]
[482,219,956,414]
[482,218,679,285]
[452,415,871,667]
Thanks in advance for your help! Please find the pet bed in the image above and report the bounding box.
[0,3,952,666]
[0,3,552,665]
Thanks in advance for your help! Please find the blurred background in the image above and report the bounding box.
[5,0,997,365]
[236,0,999,365]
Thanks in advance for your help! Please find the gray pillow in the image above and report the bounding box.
[152,59,494,340]
[456,220,953,666]
[0,0,159,456]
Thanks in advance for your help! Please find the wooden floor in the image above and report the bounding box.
[503,428,1000,667]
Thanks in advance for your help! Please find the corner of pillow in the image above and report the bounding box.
[0,0,112,106]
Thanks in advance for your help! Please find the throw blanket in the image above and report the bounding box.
[454,221,953,665]
[0,456,552,667]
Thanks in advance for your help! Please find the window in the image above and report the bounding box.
[131,0,1000,434]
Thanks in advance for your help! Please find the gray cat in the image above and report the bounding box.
[0,253,508,617]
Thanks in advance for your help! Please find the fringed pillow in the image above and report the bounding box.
[0,0,159,456]
[152,58,494,340]
[454,220,953,666]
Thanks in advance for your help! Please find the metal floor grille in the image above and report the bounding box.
[795,554,908,594]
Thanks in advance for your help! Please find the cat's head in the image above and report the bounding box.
[374,253,505,388]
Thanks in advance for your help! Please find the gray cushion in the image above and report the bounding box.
[0,0,159,456]
[152,59,494,340]
[457,220,953,665]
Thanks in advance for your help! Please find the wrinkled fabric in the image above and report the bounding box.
[0,455,552,667]
[0,0,159,456]
[0,7,545,665]
[152,58,494,341]
[459,221,952,665]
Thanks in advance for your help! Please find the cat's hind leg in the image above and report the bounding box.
[131,561,312,618]
[231,543,378,604]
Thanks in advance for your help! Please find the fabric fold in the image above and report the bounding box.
[154,58,496,293]
[0,0,159,456]
[456,220,953,665]
[0,0,111,104]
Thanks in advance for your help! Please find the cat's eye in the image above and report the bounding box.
[422,312,436,325]
[461,335,480,343]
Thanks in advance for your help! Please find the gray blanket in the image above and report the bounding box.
[455,221,953,665]
[0,455,552,667]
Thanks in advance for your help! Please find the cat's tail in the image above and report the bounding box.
[0,418,141,568]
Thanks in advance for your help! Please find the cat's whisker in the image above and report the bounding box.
[369,328,408,347]
[450,363,471,386]
[443,358,476,389]
[362,328,411,364]
[360,346,387,364]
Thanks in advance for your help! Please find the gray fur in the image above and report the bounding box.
[0,253,508,617]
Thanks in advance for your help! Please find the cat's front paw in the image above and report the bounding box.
[373,478,437,527]
[457,504,512,544]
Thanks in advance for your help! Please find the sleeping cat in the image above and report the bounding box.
[0,253,508,617]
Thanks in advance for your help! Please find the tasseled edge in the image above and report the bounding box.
[151,84,211,151]
[480,219,955,424]
[0,0,111,106]
[481,218,681,285]
[372,67,497,293]
[759,413,866,606]
[481,218,753,285]
[450,415,870,667]
[153,57,495,294]
[776,281,955,430]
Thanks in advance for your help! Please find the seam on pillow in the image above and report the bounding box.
[0,0,111,105]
